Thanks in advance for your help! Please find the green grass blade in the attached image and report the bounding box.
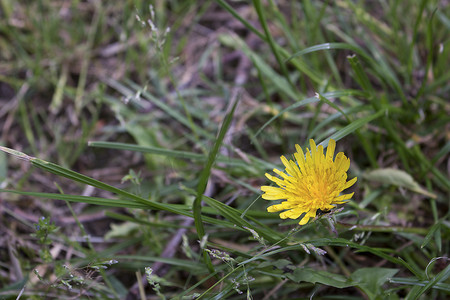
[252,0,293,88]
[307,105,371,140]
[216,0,265,41]
[239,237,422,277]
[421,220,442,249]
[88,141,248,168]
[315,93,377,167]
[193,99,239,272]
[201,193,282,244]
[286,42,374,63]
[406,0,427,82]
[406,264,450,300]
[0,189,238,229]
[319,109,385,147]
[255,90,365,137]
[219,34,298,100]
[389,277,450,293]
[106,79,213,140]
[0,189,152,209]
[347,55,375,95]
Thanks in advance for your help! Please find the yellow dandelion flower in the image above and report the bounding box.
[261,139,357,225]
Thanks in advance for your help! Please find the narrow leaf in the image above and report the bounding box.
[364,168,437,198]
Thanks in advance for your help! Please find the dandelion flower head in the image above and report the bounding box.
[261,139,357,225]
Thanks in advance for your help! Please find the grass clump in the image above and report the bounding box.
[0,1,448,299]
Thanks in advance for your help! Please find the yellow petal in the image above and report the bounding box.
[333,192,354,203]
[267,203,287,212]
[344,177,357,189]
[326,139,336,161]
[309,139,317,164]
[280,208,304,219]
[273,168,289,180]
[280,156,295,176]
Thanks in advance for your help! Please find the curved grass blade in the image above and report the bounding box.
[316,92,378,167]
[406,264,450,300]
[389,277,450,293]
[319,109,385,147]
[286,42,374,63]
[219,33,298,100]
[255,89,365,138]
[307,104,371,140]
[106,79,213,140]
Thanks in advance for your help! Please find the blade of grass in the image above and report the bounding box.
[347,55,375,95]
[255,89,365,137]
[389,277,450,292]
[219,33,298,100]
[216,1,322,84]
[406,264,450,300]
[319,109,385,147]
[88,141,248,168]
[286,42,374,64]
[114,255,205,273]
[421,219,442,249]
[239,237,423,278]
[307,104,371,140]
[252,0,293,89]
[316,92,377,167]
[193,98,239,273]
[105,79,213,140]
[0,188,239,229]
[201,193,283,244]
[406,0,428,84]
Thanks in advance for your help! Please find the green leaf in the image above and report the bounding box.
[286,267,353,288]
[105,222,140,240]
[364,168,437,198]
[258,259,292,270]
[350,268,399,299]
